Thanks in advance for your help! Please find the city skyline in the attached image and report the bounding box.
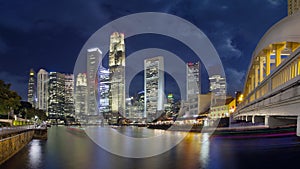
[2,1,300,168]
[0,0,289,100]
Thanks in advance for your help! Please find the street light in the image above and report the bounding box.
[238,94,244,102]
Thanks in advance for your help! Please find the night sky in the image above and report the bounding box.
[0,0,287,100]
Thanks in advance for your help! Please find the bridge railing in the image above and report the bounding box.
[236,48,300,114]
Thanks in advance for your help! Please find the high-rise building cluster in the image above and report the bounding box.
[27,32,210,124]
[27,69,75,120]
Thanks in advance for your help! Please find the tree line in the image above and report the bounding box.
[0,80,46,121]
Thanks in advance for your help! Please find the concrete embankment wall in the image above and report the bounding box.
[0,130,34,165]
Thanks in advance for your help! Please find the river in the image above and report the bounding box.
[2,126,300,169]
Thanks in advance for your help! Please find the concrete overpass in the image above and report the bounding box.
[233,12,300,136]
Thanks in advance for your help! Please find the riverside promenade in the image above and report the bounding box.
[0,125,48,165]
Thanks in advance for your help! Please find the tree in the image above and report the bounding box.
[15,101,47,121]
[0,80,21,117]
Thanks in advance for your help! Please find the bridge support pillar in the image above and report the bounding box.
[265,116,269,126]
[297,116,300,137]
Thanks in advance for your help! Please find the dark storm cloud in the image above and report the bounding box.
[0,0,288,99]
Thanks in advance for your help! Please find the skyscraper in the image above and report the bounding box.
[186,62,201,117]
[109,32,126,116]
[48,72,65,119]
[64,74,75,116]
[209,75,226,106]
[87,48,101,116]
[288,0,300,15]
[27,68,36,107]
[144,56,164,122]
[98,67,110,117]
[37,69,48,111]
[75,73,87,119]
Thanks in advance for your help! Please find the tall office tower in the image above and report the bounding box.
[75,73,87,118]
[288,0,300,15]
[186,62,201,117]
[27,69,36,107]
[37,69,49,111]
[87,48,101,116]
[136,91,145,119]
[98,67,110,117]
[64,74,75,116]
[109,32,126,116]
[48,72,65,119]
[209,75,226,106]
[144,56,164,122]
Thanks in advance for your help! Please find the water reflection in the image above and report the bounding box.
[28,140,42,169]
[200,133,210,167]
[85,126,187,158]
[2,126,300,169]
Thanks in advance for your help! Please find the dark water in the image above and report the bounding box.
[2,126,300,169]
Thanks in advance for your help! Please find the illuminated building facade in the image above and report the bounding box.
[48,72,65,119]
[164,93,175,117]
[125,91,145,120]
[87,48,101,115]
[144,56,164,121]
[37,69,48,111]
[64,74,75,116]
[135,91,145,119]
[98,67,110,118]
[209,97,235,119]
[75,73,87,118]
[27,68,36,107]
[186,62,201,117]
[109,32,126,116]
[209,75,226,106]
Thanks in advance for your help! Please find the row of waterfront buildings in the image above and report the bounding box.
[27,32,227,124]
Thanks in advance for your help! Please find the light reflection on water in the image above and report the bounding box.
[200,133,210,167]
[85,126,186,158]
[2,126,300,169]
[28,140,42,169]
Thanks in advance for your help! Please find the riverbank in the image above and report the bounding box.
[0,130,34,165]
[0,127,47,165]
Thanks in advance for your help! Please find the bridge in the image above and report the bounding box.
[233,12,300,136]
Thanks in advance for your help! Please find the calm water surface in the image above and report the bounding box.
[2,126,300,169]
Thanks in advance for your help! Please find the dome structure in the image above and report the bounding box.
[243,12,300,101]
